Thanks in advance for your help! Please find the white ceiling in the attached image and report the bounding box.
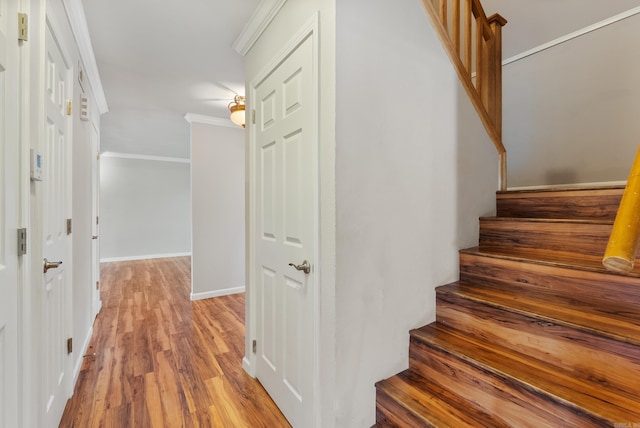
[81,0,259,157]
[82,0,640,158]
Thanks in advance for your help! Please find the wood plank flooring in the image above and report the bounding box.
[59,257,290,428]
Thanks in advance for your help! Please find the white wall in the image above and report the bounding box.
[99,155,191,260]
[502,11,640,187]
[189,121,245,300]
[334,1,497,426]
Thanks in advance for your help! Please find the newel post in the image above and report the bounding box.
[488,14,507,190]
[487,14,507,140]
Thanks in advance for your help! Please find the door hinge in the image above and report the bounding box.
[18,13,28,41]
[96,281,99,290]
[96,216,99,225]
[66,100,72,116]
[67,338,73,354]
[252,109,256,125]
[252,339,257,354]
[17,228,27,255]
[67,218,72,235]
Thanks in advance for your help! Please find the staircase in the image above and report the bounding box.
[375,186,640,427]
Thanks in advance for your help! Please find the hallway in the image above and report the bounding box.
[59,257,290,427]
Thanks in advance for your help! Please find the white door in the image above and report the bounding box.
[254,33,317,427]
[41,20,72,428]
[0,0,20,426]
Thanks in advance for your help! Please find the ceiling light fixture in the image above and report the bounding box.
[228,95,246,128]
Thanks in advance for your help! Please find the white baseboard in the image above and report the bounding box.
[72,326,94,386]
[190,286,245,301]
[100,252,191,263]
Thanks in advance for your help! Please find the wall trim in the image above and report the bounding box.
[232,0,288,56]
[61,0,109,113]
[191,286,246,301]
[100,252,192,263]
[184,113,238,129]
[503,6,640,66]
[100,152,190,164]
[508,180,626,191]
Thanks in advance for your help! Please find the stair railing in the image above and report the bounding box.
[420,0,508,190]
[603,145,640,273]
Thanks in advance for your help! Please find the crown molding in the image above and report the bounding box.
[100,152,190,163]
[184,113,240,129]
[62,0,109,114]
[232,0,288,56]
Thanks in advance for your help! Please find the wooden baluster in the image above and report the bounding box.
[453,0,460,54]
[475,17,484,96]
[440,0,447,30]
[464,0,472,70]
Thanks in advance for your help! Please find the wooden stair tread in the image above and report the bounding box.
[461,246,640,277]
[438,281,640,346]
[375,370,511,428]
[411,324,640,422]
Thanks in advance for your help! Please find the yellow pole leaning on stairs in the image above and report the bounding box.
[603,145,640,273]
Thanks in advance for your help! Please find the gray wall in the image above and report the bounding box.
[502,11,640,187]
[334,1,497,425]
[190,121,245,299]
[99,155,191,260]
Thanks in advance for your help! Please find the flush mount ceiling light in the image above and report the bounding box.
[228,95,246,128]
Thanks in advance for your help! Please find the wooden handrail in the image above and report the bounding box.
[603,145,640,273]
[420,0,507,190]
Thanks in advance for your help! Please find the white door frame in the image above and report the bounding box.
[245,12,321,427]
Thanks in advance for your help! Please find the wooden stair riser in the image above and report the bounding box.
[496,188,623,220]
[478,218,634,262]
[459,251,640,305]
[408,336,609,427]
[436,291,640,398]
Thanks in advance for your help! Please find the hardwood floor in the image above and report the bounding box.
[59,257,290,428]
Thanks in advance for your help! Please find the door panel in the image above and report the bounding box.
[0,0,20,425]
[42,20,71,428]
[254,32,316,427]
